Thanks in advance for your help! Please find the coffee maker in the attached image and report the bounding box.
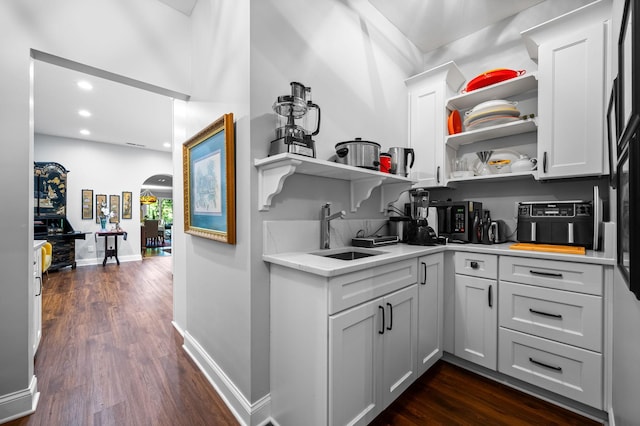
[269,82,321,158]
[407,188,438,246]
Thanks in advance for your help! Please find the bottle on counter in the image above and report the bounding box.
[481,210,492,244]
[472,210,481,244]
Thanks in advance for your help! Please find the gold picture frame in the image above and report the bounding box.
[81,189,93,220]
[96,194,107,224]
[122,191,132,219]
[183,113,236,244]
[109,194,120,223]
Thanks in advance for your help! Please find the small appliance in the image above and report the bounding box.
[516,196,601,249]
[269,82,321,158]
[407,188,438,246]
[488,220,509,244]
[388,147,415,176]
[431,200,483,243]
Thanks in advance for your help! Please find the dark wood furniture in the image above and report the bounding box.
[34,216,87,270]
[95,230,127,266]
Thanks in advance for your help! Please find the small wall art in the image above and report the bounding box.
[122,191,132,219]
[81,189,93,220]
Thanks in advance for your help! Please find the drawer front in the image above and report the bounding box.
[498,328,602,409]
[329,259,417,314]
[499,256,602,295]
[499,282,602,352]
[454,252,497,279]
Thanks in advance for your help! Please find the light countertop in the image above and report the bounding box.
[263,242,616,277]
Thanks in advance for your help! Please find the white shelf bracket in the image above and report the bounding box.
[380,182,412,213]
[258,159,302,211]
[350,177,385,212]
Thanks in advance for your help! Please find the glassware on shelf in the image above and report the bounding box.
[476,150,494,176]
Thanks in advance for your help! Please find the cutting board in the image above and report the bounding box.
[509,243,586,255]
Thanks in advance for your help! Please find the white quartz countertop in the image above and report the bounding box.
[263,242,616,277]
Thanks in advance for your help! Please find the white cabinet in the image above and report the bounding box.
[522,0,611,179]
[453,252,497,370]
[32,242,44,355]
[498,256,604,408]
[417,253,444,375]
[330,284,418,425]
[405,62,465,187]
[270,260,419,426]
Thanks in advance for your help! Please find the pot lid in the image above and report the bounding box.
[335,137,381,148]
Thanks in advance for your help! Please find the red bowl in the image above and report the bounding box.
[464,69,526,93]
[448,110,461,135]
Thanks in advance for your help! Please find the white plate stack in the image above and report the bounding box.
[463,99,520,131]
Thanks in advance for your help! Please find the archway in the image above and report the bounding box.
[141,174,173,256]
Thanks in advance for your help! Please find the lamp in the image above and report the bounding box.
[140,189,157,205]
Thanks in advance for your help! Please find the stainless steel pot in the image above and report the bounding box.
[335,138,381,170]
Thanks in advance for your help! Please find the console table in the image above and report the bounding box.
[95,230,127,266]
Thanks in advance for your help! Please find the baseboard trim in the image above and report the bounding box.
[75,254,143,268]
[182,331,271,426]
[0,375,39,424]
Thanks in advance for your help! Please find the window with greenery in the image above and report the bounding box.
[145,199,173,225]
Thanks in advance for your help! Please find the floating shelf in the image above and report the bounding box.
[447,73,538,111]
[446,119,538,149]
[254,153,415,212]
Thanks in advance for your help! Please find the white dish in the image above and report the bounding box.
[468,99,517,114]
[466,115,520,130]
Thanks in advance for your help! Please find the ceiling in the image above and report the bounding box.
[367,0,546,52]
[33,0,549,157]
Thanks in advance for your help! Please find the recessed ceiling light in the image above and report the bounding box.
[80,129,91,136]
[77,80,93,91]
[163,142,171,148]
[78,109,92,117]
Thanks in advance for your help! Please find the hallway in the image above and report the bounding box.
[7,257,238,426]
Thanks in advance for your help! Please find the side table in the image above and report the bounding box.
[95,230,127,266]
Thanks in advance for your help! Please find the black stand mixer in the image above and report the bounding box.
[407,188,438,246]
[269,82,321,158]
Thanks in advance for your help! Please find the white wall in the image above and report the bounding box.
[0,0,190,419]
[35,134,172,265]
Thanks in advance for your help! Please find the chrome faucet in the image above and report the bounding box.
[321,202,346,249]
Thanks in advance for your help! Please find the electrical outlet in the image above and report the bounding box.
[87,245,94,253]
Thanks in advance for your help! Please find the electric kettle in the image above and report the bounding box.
[388,147,415,177]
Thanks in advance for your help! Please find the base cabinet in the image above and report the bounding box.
[32,242,43,355]
[329,284,418,426]
[417,253,444,375]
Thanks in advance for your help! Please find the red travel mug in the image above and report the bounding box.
[380,153,391,173]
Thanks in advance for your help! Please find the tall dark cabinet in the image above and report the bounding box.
[34,162,87,270]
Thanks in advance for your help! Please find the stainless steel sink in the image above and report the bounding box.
[311,248,385,261]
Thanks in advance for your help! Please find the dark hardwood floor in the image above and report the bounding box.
[7,256,602,426]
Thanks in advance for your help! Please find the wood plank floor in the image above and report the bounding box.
[7,256,602,426]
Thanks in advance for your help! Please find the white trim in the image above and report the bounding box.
[171,320,185,337]
[182,331,271,426]
[0,375,39,424]
[75,254,143,267]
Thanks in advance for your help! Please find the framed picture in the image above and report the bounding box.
[96,194,107,224]
[109,194,120,223]
[122,191,132,219]
[183,113,236,244]
[617,0,640,145]
[81,189,93,220]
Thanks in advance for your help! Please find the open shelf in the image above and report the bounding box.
[447,170,537,183]
[446,118,537,149]
[446,73,538,111]
[254,153,415,212]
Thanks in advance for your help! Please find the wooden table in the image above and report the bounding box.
[95,230,127,266]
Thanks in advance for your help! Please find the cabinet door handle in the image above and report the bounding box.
[543,152,548,173]
[386,302,393,331]
[378,305,385,335]
[436,166,441,183]
[421,262,427,285]
[529,269,563,278]
[470,261,479,269]
[529,308,562,319]
[35,276,42,297]
[529,357,562,372]
[488,284,493,308]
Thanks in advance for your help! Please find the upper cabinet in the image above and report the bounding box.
[522,0,612,180]
[405,62,465,188]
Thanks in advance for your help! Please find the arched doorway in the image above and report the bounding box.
[141,174,173,257]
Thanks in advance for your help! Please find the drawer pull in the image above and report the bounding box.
[488,285,493,308]
[421,262,427,285]
[378,305,385,335]
[386,302,393,331]
[529,269,563,278]
[529,357,562,372]
[529,308,562,319]
[470,261,479,269]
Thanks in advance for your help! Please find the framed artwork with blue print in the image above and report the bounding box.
[183,113,236,244]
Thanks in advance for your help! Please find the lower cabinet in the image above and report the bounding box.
[417,253,444,375]
[329,284,418,426]
[32,242,43,355]
[453,252,498,370]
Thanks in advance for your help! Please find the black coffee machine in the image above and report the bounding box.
[407,188,438,246]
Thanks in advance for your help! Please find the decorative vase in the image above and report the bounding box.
[100,217,107,230]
